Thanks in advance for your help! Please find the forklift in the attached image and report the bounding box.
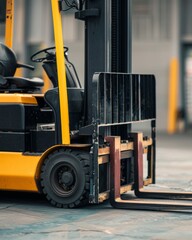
[0,0,192,211]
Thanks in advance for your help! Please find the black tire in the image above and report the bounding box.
[40,148,90,208]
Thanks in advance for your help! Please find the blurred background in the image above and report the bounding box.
[0,0,192,133]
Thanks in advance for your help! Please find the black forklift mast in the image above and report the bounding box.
[76,0,192,211]
[76,0,132,125]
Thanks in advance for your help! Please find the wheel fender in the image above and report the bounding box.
[35,144,91,192]
[35,145,65,189]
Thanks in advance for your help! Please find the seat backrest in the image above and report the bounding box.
[0,43,17,77]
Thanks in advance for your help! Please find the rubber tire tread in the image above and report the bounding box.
[40,148,90,208]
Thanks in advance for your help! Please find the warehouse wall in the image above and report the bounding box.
[132,0,179,131]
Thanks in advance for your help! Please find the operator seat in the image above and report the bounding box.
[0,43,43,92]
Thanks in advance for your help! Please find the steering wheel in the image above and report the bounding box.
[31,46,69,63]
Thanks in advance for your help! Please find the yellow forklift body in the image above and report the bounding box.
[0,93,41,192]
[0,94,38,104]
[0,0,71,193]
[0,152,40,192]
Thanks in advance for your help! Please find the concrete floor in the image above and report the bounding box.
[1,132,192,240]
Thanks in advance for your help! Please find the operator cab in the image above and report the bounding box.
[0,43,84,153]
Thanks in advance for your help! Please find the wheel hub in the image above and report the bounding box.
[61,172,74,186]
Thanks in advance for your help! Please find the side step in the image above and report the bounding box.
[106,135,192,212]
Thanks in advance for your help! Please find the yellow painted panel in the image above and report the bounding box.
[167,58,179,134]
[5,0,14,48]
[0,94,38,104]
[51,0,70,144]
[15,68,23,77]
[42,70,52,93]
[0,152,41,192]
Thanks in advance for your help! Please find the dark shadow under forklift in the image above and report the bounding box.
[0,0,192,211]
